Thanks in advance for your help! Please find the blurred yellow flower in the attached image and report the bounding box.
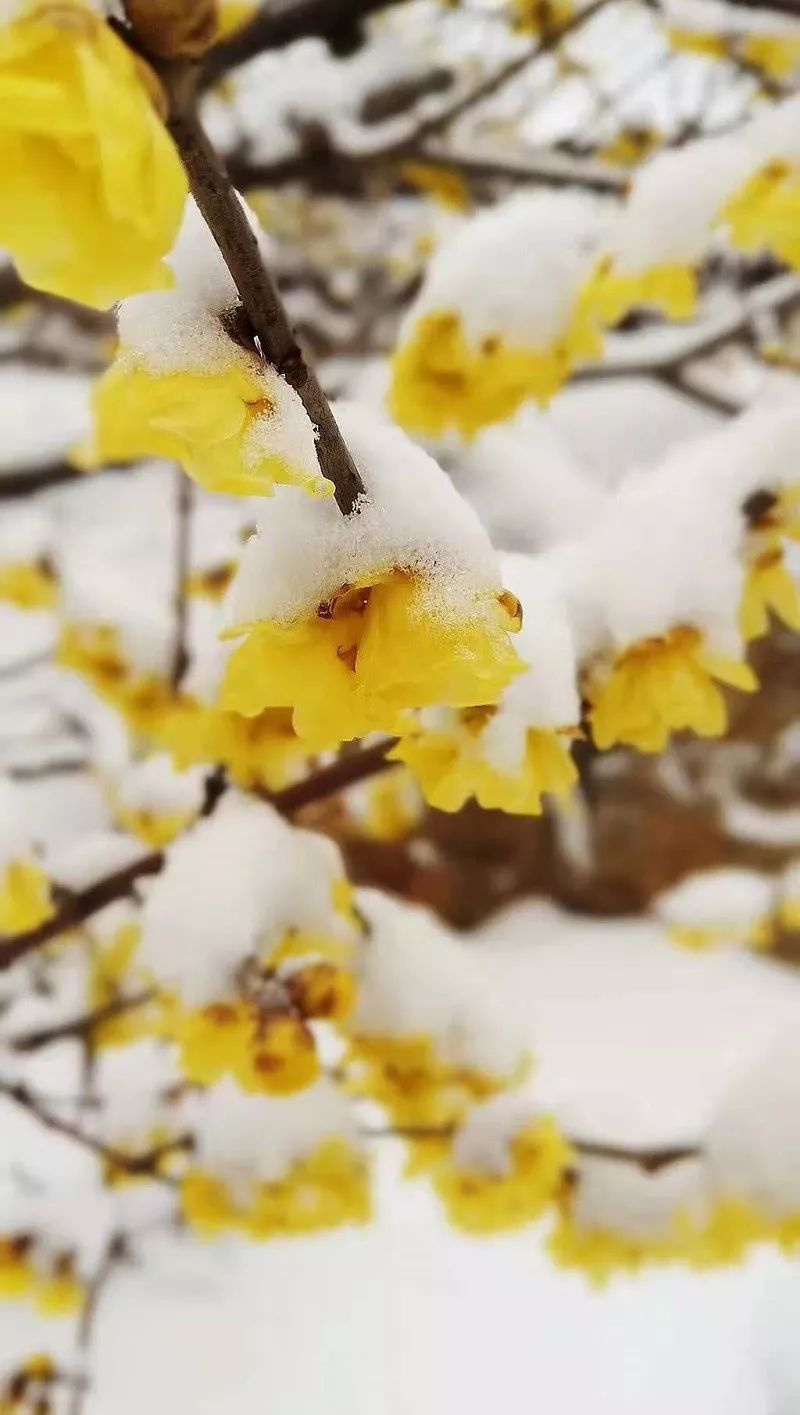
[0,860,53,936]
[587,627,757,754]
[394,719,578,815]
[0,0,187,308]
[390,308,603,438]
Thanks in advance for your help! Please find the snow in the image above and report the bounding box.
[654,868,776,934]
[0,368,92,474]
[138,793,350,1007]
[226,401,503,625]
[707,1027,800,1217]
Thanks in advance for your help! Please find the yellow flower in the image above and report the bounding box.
[172,1002,320,1095]
[358,771,422,842]
[217,0,260,38]
[287,961,357,1023]
[389,306,603,438]
[667,28,727,59]
[740,546,800,641]
[741,35,800,79]
[221,576,523,752]
[413,1118,572,1234]
[113,805,195,849]
[185,564,235,601]
[0,860,53,935]
[345,1034,524,1130]
[667,920,772,952]
[181,1138,371,1240]
[0,1238,33,1300]
[0,0,187,308]
[86,352,332,499]
[400,162,471,213]
[511,0,574,33]
[33,1260,83,1317]
[599,129,660,168]
[779,896,800,932]
[0,563,57,610]
[587,626,757,754]
[156,700,307,791]
[88,923,153,1048]
[586,256,697,326]
[723,160,800,270]
[394,719,578,815]
[58,622,175,736]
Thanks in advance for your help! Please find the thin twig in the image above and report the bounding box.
[200,0,411,86]
[10,991,154,1053]
[170,467,192,689]
[0,741,398,968]
[270,736,400,813]
[163,75,365,516]
[360,1123,702,1174]
[0,1078,189,1181]
[67,1233,127,1415]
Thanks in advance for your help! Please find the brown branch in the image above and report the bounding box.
[0,853,163,970]
[0,460,135,501]
[170,467,191,689]
[200,0,411,86]
[0,1079,189,1181]
[163,73,365,515]
[67,1234,127,1415]
[10,991,154,1053]
[270,736,400,813]
[0,744,398,969]
[361,1124,702,1174]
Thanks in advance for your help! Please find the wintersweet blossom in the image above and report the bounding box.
[0,0,186,308]
[389,194,608,437]
[84,199,330,499]
[394,555,581,816]
[586,627,757,754]
[0,780,52,936]
[221,404,523,750]
[139,795,358,1095]
[346,891,530,1128]
[180,1081,370,1240]
[411,1106,572,1234]
[740,484,800,641]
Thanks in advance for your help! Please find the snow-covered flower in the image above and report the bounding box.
[389,193,608,437]
[180,1079,370,1239]
[85,201,329,499]
[346,890,530,1128]
[221,403,523,751]
[109,753,206,849]
[654,867,776,952]
[139,794,357,1096]
[0,0,187,308]
[0,778,52,937]
[394,553,581,816]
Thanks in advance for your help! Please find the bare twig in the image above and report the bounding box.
[164,75,365,515]
[170,467,192,689]
[67,1233,127,1415]
[0,742,398,969]
[10,991,154,1053]
[201,0,411,86]
[0,1078,189,1180]
[269,736,400,814]
[360,1124,702,1174]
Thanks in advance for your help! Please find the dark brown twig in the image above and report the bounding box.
[170,467,192,689]
[164,78,365,515]
[270,736,400,813]
[10,991,154,1053]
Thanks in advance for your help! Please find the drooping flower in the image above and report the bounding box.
[393,554,581,816]
[0,780,52,937]
[586,626,757,753]
[389,194,608,437]
[0,0,187,308]
[138,795,358,1096]
[82,198,330,498]
[180,1080,371,1240]
[411,1108,572,1235]
[221,404,523,751]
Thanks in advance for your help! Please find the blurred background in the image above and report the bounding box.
[3,0,800,1410]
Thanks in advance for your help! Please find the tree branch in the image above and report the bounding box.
[170,467,191,689]
[10,992,154,1053]
[0,742,399,969]
[361,1124,702,1174]
[201,0,411,86]
[164,75,365,515]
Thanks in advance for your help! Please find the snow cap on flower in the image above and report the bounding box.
[390,191,610,435]
[87,198,328,499]
[139,792,352,1007]
[654,867,775,950]
[352,888,527,1080]
[189,1077,360,1193]
[706,1027,800,1218]
[43,830,148,894]
[569,1153,713,1242]
[222,402,522,749]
